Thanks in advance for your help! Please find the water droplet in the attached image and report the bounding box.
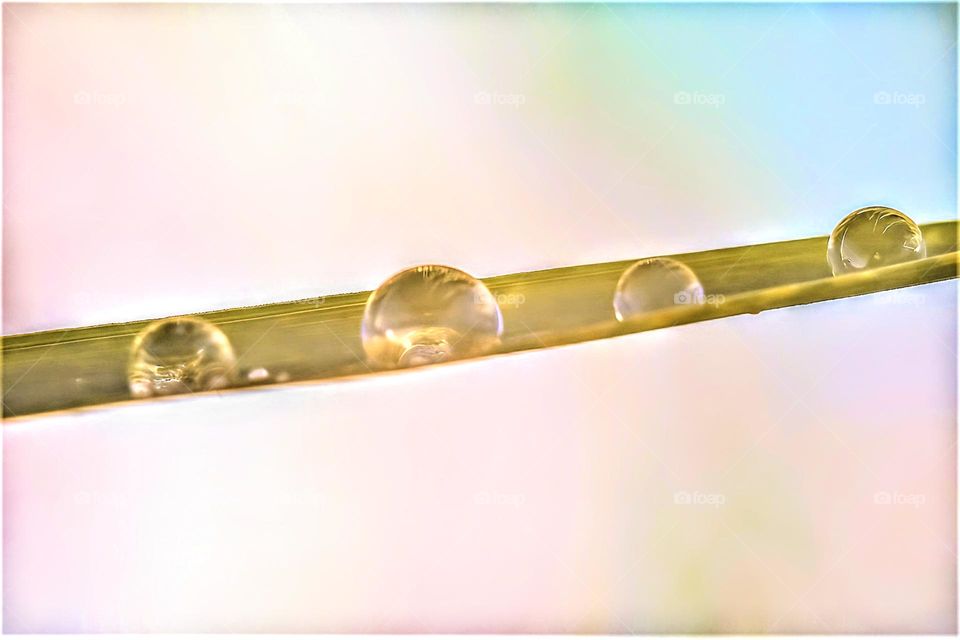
[128,316,237,398]
[246,367,271,383]
[361,265,503,368]
[613,257,705,321]
[827,206,926,276]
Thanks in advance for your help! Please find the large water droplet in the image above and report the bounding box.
[361,265,503,368]
[613,257,705,321]
[128,316,237,398]
[827,206,926,276]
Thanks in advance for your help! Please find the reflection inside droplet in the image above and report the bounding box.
[246,367,271,383]
[361,265,503,368]
[827,206,926,276]
[128,316,237,398]
[613,257,705,321]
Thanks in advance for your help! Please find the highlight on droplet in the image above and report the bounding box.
[361,265,503,368]
[827,205,926,276]
[613,257,706,322]
[127,316,237,398]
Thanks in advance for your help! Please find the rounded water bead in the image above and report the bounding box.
[613,257,705,321]
[361,265,503,368]
[827,206,926,276]
[128,316,237,398]
[246,367,271,383]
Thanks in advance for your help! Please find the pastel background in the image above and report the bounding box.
[3,2,957,634]
[5,286,956,632]
[2,2,956,333]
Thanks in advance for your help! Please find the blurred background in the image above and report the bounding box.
[3,2,957,633]
[3,2,956,333]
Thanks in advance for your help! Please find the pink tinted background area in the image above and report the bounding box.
[2,2,956,333]
[3,2,957,633]
[4,286,957,632]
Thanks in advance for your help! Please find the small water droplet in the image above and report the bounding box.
[246,367,271,383]
[361,265,503,368]
[128,317,237,398]
[613,257,705,321]
[827,206,926,276]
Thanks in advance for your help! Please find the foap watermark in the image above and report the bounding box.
[73,91,127,107]
[873,91,925,109]
[674,291,725,307]
[674,490,726,509]
[674,91,725,109]
[474,91,526,109]
[874,491,926,509]
[73,489,131,508]
[495,292,526,308]
[272,91,326,108]
[870,289,926,307]
[152,488,327,510]
[476,291,526,309]
[474,490,526,508]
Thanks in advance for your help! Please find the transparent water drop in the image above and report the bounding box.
[128,316,237,398]
[361,265,503,368]
[246,367,271,383]
[827,206,926,276]
[613,257,705,321]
